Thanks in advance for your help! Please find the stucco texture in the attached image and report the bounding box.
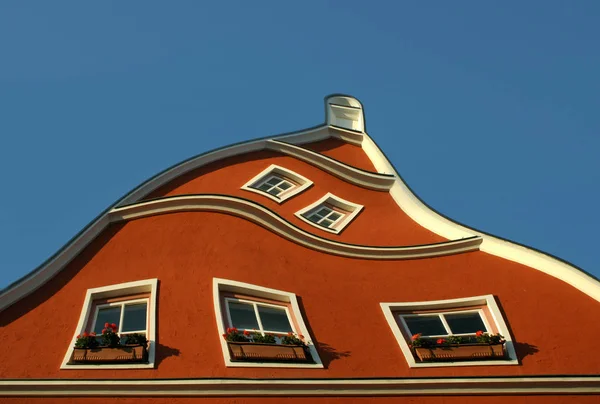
[1,210,599,379]
[143,147,446,247]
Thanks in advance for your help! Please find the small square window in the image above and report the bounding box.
[241,165,313,203]
[295,193,363,234]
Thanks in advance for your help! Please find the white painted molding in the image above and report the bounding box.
[109,195,481,259]
[267,140,394,191]
[1,376,600,396]
[60,279,158,370]
[326,95,365,134]
[295,192,364,234]
[0,195,481,313]
[359,131,600,302]
[212,278,323,368]
[380,295,518,368]
[241,164,313,203]
[3,94,599,319]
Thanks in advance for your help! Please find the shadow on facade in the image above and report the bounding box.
[514,342,539,362]
[154,342,181,367]
[315,341,351,367]
[296,295,351,368]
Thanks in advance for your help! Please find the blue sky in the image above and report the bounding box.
[1,1,599,289]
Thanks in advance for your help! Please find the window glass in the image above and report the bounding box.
[445,312,487,334]
[403,315,446,336]
[258,183,271,192]
[265,177,281,186]
[122,303,148,332]
[328,212,342,221]
[229,301,259,330]
[279,182,292,190]
[93,307,121,334]
[258,305,293,333]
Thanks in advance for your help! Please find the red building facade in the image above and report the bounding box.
[1,95,599,402]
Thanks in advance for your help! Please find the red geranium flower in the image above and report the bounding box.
[437,338,445,344]
[411,333,421,341]
[243,330,251,336]
[476,330,484,337]
[104,322,109,328]
[299,335,305,340]
[77,334,81,339]
[83,332,89,337]
[102,328,107,333]
[90,332,96,336]
[111,323,117,329]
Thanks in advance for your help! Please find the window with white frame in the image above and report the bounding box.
[380,295,518,368]
[225,298,294,336]
[242,164,313,203]
[61,279,158,369]
[253,175,296,198]
[92,298,149,344]
[295,193,363,234]
[213,278,324,368]
[399,309,490,339]
[302,204,346,229]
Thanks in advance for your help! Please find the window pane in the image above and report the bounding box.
[258,305,293,333]
[265,177,281,186]
[306,213,322,223]
[320,219,334,228]
[267,188,282,196]
[328,212,342,221]
[445,312,487,334]
[279,182,292,190]
[316,207,331,217]
[403,315,446,336]
[228,302,259,330]
[122,303,147,332]
[93,307,121,334]
[257,183,271,192]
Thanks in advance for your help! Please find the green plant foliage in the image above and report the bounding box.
[281,332,307,346]
[74,332,99,349]
[124,333,148,346]
[251,332,276,344]
[101,323,121,347]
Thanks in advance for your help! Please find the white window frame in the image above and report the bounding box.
[295,192,363,234]
[399,308,492,338]
[213,278,323,368]
[61,279,158,370]
[380,295,518,368]
[225,297,296,336]
[91,298,149,337]
[241,164,313,203]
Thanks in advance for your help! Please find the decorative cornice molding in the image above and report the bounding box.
[110,195,481,260]
[2,376,599,396]
[267,140,394,191]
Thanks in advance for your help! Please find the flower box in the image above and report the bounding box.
[69,345,148,364]
[227,341,311,363]
[414,343,505,362]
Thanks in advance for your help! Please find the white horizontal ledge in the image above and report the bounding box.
[1,376,599,396]
[267,140,395,191]
[110,195,482,260]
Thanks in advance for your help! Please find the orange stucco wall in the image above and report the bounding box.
[1,211,600,380]
[301,137,378,172]
[144,149,446,247]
